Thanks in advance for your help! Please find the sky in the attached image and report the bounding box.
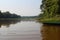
[0,0,42,16]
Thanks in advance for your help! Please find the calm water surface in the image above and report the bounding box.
[0,20,42,40]
[0,20,60,40]
[41,24,60,40]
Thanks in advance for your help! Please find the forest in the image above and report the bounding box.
[38,0,60,23]
[0,11,21,18]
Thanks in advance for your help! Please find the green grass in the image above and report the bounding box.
[38,17,60,23]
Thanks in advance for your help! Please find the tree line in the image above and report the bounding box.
[38,0,60,23]
[0,11,21,18]
[39,0,60,18]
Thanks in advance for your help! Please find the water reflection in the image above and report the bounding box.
[0,21,41,40]
[41,24,60,40]
[0,20,21,28]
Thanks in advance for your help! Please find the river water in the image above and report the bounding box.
[0,20,59,40]
[0,20,43,40]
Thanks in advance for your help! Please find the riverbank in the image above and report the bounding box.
[0,18,21,20]
[38,17,60,24]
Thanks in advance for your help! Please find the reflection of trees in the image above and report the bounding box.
[0,20,21,28]
[41,24,60,40]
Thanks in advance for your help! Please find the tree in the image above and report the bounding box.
[40,0,59,18]
[0,11,21,18]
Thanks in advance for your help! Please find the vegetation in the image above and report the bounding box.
[21,16,38,19]
[21,16,38,21]
[0,11,21,18]
[38,0,60,23]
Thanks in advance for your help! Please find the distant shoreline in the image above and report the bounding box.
[0,18,21,20]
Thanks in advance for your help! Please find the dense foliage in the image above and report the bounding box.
[38,0,60,23]
[0,11,21,18]
[40,0,60,18]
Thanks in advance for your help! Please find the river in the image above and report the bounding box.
[0,20,42,40]
[0,20,59,40]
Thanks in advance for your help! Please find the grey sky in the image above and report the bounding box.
[0,0,42,16]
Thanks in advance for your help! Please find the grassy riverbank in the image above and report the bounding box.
[38,17,60,24]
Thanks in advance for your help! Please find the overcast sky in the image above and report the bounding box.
[0,0,42,16]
